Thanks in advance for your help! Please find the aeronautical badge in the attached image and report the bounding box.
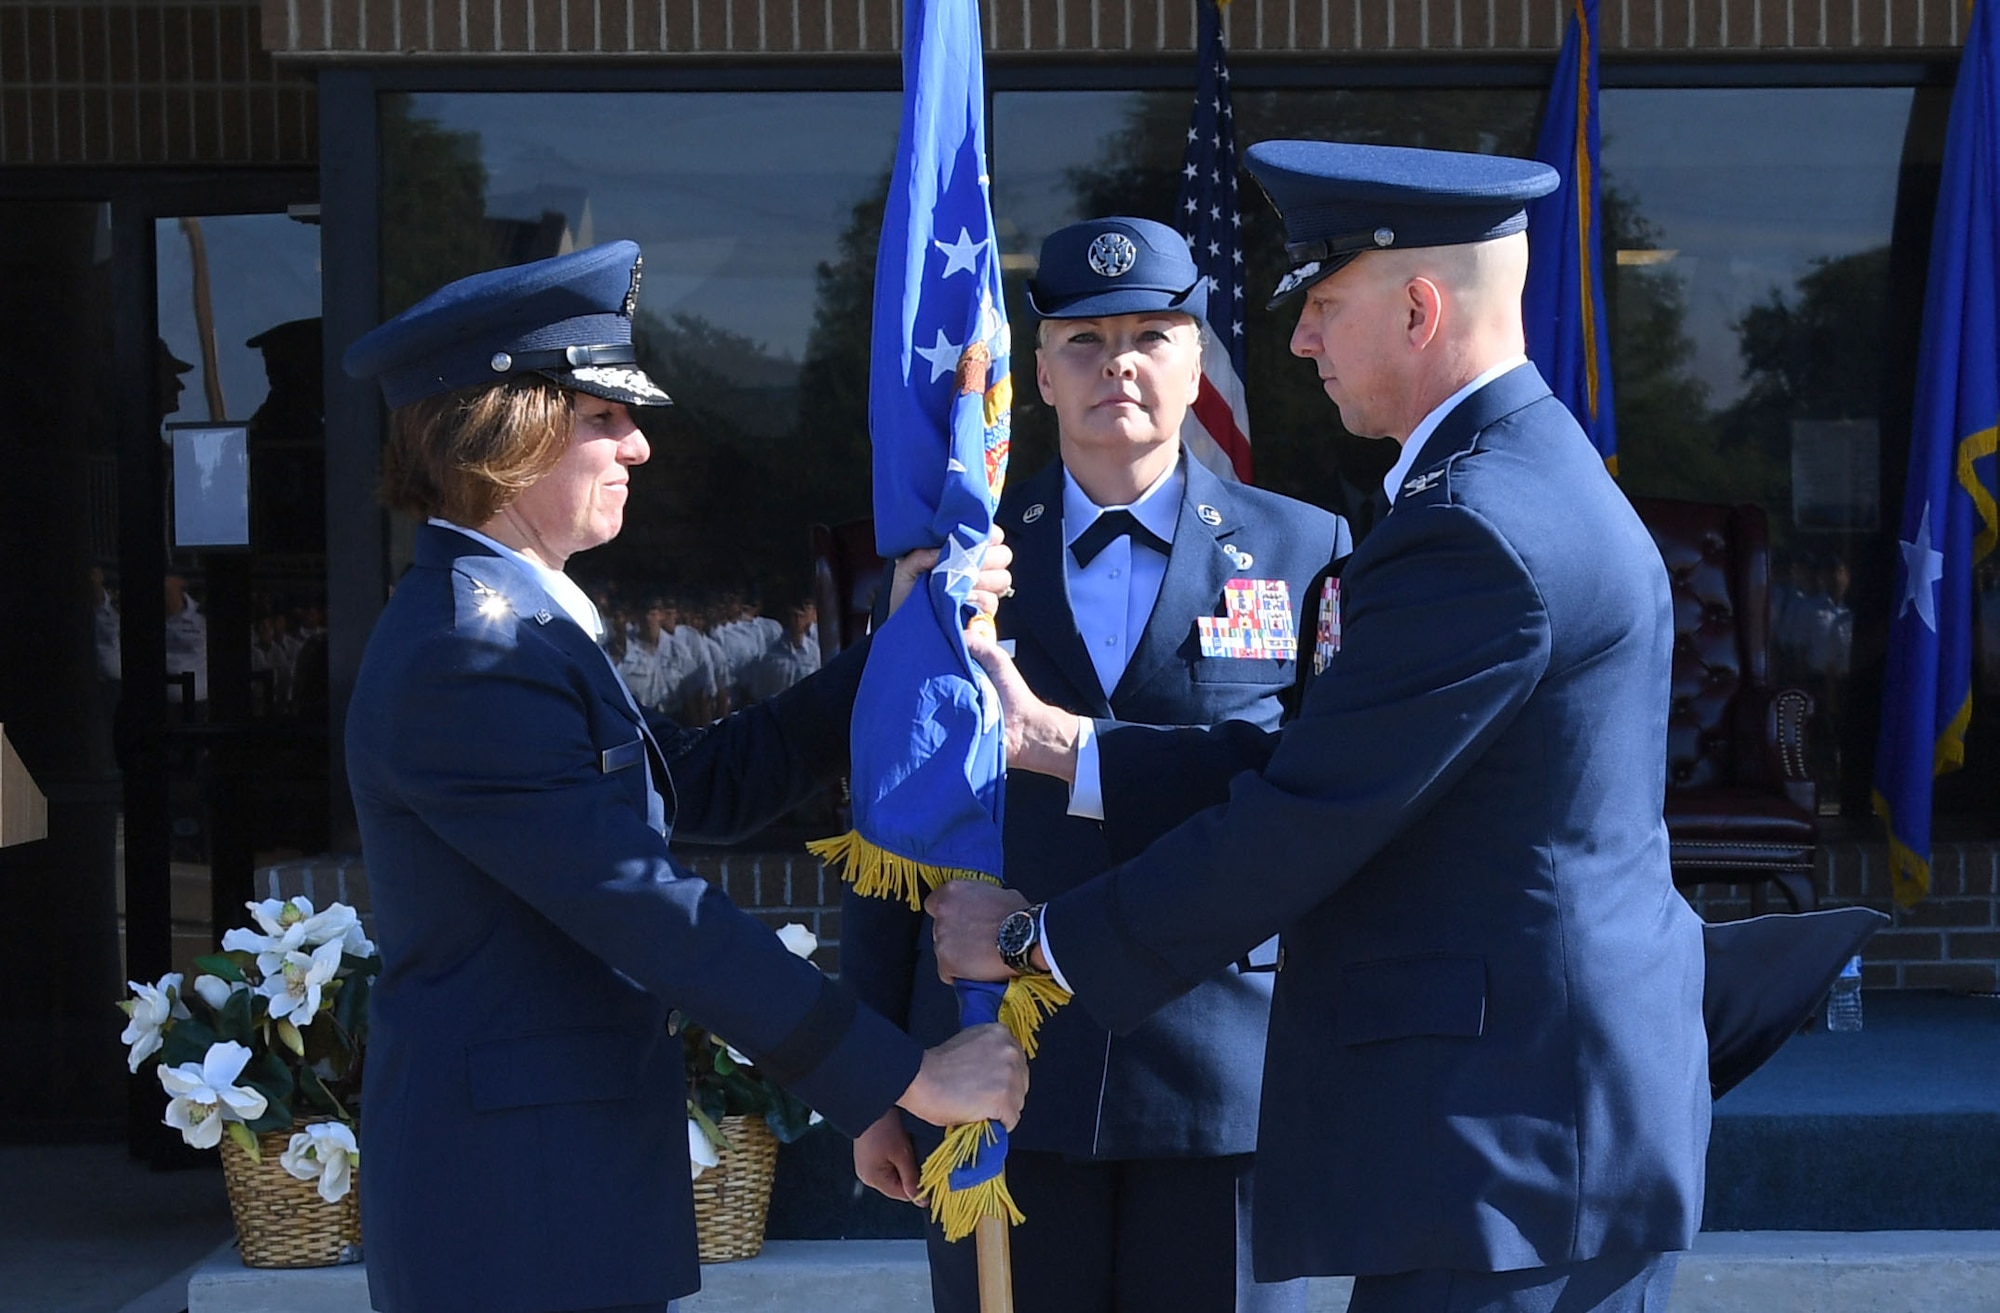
[1087,232,1138,278]
[1314,576,1341,675]
[1197,504,1223,527]
[1197,578,1297,660]
[622,255,644,317]
[1021,503,1045,524]
[1402,468,1445,497]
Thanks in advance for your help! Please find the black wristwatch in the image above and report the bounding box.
[997,903,1048,975]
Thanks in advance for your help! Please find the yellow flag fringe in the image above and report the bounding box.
[998,971,1071,1059]
[919,1120,1025,1242]
[806,829,999,910]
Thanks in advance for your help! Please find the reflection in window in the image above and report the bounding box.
[1601,86,1986,813]
[379,92,899,747]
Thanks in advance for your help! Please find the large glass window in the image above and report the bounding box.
[1600,86,1990,816]
[377,80,1981,826]
[378,91,898,810]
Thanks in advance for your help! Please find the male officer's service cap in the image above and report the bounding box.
[1244,141,1559,307]
[1027,217,1207,324]
[342,239,671,410]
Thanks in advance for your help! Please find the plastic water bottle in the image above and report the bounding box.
[1825,955,1864,1032]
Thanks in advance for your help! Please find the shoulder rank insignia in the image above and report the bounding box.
[469,579,511,621]
[1402,469,1445,496]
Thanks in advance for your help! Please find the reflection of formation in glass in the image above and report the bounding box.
[597,591,819,724]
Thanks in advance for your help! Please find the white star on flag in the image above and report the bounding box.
[1898,501,1947,631]
[914,328,962,384]
[933,227,983,278]
[933,533,983,595]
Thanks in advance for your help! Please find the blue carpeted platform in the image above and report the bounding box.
[1706,990,2000,1230]
[767,991,2000,1238]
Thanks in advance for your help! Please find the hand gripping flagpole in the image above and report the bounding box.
[803,0,1069,1278]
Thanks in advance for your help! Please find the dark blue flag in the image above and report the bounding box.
[1524,0,1617,472]
[1873,0,2000,907]
[1177,0,1253,483]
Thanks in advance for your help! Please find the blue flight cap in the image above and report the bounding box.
[1243,142,1559,308]
[342,239,672,410]
[1026,217,1207,324]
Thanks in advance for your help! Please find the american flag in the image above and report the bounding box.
[1176,0,1252,483]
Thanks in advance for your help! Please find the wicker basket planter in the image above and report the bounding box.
[692,1114,779,1263]
[218,1120,364,1269]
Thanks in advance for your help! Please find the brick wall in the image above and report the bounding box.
[252,0,1969,57]
[1687,838,2000,994]
[0,1,1969,166]
[0,2,314,166]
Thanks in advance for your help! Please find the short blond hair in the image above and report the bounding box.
[378,377,574,525]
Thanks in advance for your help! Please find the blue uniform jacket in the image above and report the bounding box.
[842,456,1344,1158]
[1050,366,1711,1279]
[349,524,924,1313]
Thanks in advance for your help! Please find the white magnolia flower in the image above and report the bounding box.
[257,937,345,1022]
[221,896,316,957]
[280,1121,360,1203]
[191,973,246,1012]
[120,973,188,1072]
[158,1041,268,1149]
[688,1116,720,1179]
[775,922,818,959]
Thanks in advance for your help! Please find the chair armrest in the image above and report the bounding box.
[1755,685,1816,812]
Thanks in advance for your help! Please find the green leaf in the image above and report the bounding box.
[193,953,246,984]
[687,1103,731,1155]
[276,1018,306,1057]
[157,1017,219,1067]
[218,985,257,1045]
[225,1120,261,1161]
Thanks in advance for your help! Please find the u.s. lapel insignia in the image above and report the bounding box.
[1197,504,1222,527]
[1402,468,1445,496]
[1022,503,1045,524]
[534,609,554,625]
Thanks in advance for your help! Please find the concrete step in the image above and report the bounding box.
[185,1232,2000,1313]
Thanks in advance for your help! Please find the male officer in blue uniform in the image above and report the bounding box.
[928,145,1712,1313]
[843,217,1344,1313]
[342,241,1026,1313]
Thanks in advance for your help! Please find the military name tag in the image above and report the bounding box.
[599,739,645,774]
[1314,576,1341,675]
[1197,578,1297,659]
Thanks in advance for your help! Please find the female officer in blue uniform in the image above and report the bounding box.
[342,241,1026,1313]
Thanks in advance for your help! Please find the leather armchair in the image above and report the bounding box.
[1630,497,1819,913]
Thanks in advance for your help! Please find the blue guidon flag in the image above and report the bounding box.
[808,0,1067,1242]
[1873,0,2000,908]
[1524,0,1618,473]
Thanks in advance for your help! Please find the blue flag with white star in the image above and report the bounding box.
[1524,0,1617,471]
[824,0,1011,890]
[808,0,1038,1240]
[1874,0,2000,907]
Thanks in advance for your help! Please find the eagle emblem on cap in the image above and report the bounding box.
[1273,260,1323,301]
[622,256,644,318]
[1087,233,1139,278]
